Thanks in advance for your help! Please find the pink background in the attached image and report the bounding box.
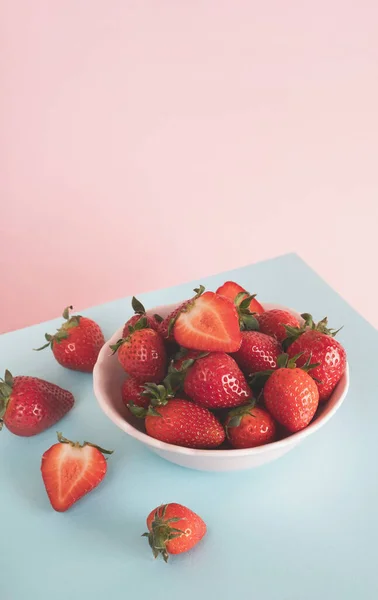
[1,1,377,333]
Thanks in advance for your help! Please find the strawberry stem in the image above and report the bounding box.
[56,432,113,455]
[143,505,184,562]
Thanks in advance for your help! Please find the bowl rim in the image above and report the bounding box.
[93,302,349,458]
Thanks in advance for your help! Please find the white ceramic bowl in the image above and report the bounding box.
[93,303,349,472]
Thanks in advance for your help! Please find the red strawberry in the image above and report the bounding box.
[143,398,225,449]
[0,371,74,437]
[285,315,347,401]
[183,352,252,409]
[174,292,241,352]
[144,503,206,562]
[122,297,163,338]
[257,309,300,343]
[216,281,264,314]
[41,433,113,512]
[232,331,281,376]
[111,319,167,383]
[263,356,319,432]
[121,377,149,409]
[36,306,105,373]
[158,286,205,342]
[225,403,276,448]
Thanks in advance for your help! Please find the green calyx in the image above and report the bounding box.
[142,504,184,562]
[110,316,149,353]
[167,285,205,337]
[34,306,81,352]
[283,313,343,350]
[234,292,260,331]
[249,352,321,393]
[57,432,113,455]
[131,297,163,323]
[225,400,257,436]
[0,370,15,431]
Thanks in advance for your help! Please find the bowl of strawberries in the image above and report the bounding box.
[93,282,349,471]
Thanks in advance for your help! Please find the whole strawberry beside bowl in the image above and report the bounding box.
[36,306,105,373]
[93,301,349,471]
[0,370,74,436]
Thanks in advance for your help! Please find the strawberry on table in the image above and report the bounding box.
[144,503,207,562]
[183,352,252,409]
[257,309,300,343]
[41,432,113,512]
[225,403,276,448]
[232,330,281,376]
[258,354,320,432]
[216,280,264,315]
[122,297,163,338]
[111,318,167,383]
[285,314,347,401]
[173,291,241,352]
[0,370,74,437]
[35,306,105,373]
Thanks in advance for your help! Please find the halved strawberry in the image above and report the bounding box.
[41,433,113,512]
[216,281,264,315]
[173,292,241,352]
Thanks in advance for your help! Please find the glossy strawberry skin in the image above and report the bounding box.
[145,399,225,449]
[117,329,167,383]
[122,314,161,338]
[225,406,276,449]
[184,352,251,409]
[287,330,347,401]
[121,377,149,409]
[146,504,207,557]
[52,317,105,373]
[264,368,319,432]
[158,301,191,342]
[232,331,281,375]
[216,281,265,314]
[257,309,300,343]
[3,377,74,437]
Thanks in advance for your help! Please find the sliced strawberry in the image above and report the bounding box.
[216,281,264,315]
[173,292,241,352]
[41,433,113,512]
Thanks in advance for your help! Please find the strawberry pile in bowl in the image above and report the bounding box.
[93,282,349,472]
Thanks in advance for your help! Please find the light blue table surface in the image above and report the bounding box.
[1,254,377,600]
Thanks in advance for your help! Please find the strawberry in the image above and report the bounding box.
[121,377,149,409]
[144,503,207,562]
[183,352,252,409]
[173,292,241,352]
[122,297,163,338]
[216,281,264,314]
[285,314,347,401]
[35,306,105,372]
[257,309,300,343]
[41,433,113,512]
[158,286,205,342]
[133,398,225,449]
[225,403,276,448]
[171,349,205,372]
[111,318,167,383]
[261,354,319,432]
[0,371,74,437]
[232,331,281,376]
